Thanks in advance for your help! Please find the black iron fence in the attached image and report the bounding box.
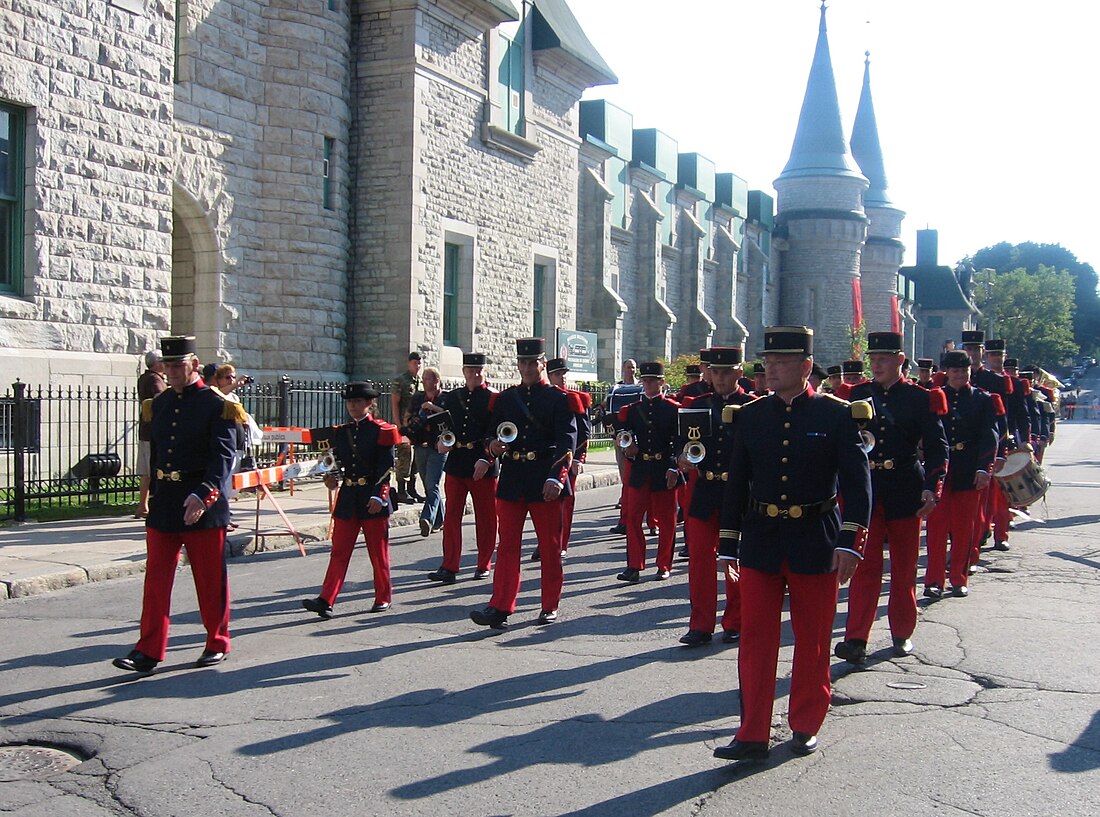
[2,376,614,521]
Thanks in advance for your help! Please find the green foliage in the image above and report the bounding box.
[846,323,867,360]
[659,353,701,390]
[968,242,1099,356]
[970,265,1077,366]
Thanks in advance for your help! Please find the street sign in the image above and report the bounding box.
[556,328,598,377]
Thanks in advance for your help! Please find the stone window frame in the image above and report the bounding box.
[0,100,26,296]
[531,246,559,344]
[440,219,478,354]
[482,8,541,161]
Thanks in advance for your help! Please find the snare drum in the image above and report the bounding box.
[994,450,1050,507]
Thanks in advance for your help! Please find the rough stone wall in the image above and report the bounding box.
[0,0,175,386]
[859,204,905,334]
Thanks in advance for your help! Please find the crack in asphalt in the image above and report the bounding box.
[202,758,281,817]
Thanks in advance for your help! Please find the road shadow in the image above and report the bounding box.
[1049,708,1100,772]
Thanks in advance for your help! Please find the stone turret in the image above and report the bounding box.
[851,52,906,343]
[774,3,868,365]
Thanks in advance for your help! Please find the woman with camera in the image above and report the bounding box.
[403,366,449,537]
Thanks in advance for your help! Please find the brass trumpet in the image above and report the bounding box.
[497,421,519,444]
[439,429,456,448]
[616,430,634,449]
[683,440,706,464]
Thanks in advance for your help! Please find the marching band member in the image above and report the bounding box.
[615,362,682,583]
[923,351,999,599]
[831,359,868,400]
[834,332,949,663]
[990,350,1033,551]
[676,347,755,646]
[430,352,498,584]
[962,331,1011,558]
[301,383,399,618]
[916,358,937,390]
[113,335,242,673]
[714,326,870,760]
[470,338,578,629]
[545,358,591,557]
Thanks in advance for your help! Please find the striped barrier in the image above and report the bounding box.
[232,453,337,491]
[260,427,315,444]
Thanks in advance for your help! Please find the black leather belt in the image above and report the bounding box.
[156,469,204,481]
[750,496,837,519]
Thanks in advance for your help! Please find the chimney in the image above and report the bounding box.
[916,229,938,268]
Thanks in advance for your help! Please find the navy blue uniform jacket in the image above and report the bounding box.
[680,389,756,520]
[618,393,682,492]
[440,384,499,479]
[311,417,398,520]
[491,381,578,503]
[941,384,999,492]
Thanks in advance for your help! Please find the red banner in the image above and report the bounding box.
[890,295,901,333]
[851,277,863,330]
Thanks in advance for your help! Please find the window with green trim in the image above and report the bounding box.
[532,263,546,337]
[495,22,525,135]
[0,102,25,294]
[443,242,461,347]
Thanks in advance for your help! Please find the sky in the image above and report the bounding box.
[567,0,1100,272]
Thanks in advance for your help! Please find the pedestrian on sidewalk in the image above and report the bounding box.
[112,335,243,674]
[390,352,422,504]
[405,365,448,537]
[301,383,400,619]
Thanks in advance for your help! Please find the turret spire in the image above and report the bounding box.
[850,51,892,207]
[777,3,864,181]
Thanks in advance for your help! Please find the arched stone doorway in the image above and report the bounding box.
[171,184,222,366]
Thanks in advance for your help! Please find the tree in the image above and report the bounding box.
[967,242,1100,355]
[970,265,1077,366]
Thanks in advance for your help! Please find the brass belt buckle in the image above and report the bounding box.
[766,503,780,518]
[883,460,894,470]
[526,451,537,461]
[788,504,803,519]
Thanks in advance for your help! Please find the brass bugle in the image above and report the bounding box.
[684,440,706,464]
[616,430,634,449]
[439,429,456,448]
[858,429,876,455]
[497,421,519,444]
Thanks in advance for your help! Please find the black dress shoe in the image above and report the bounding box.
[302,597,334,619]
[713,740,770,761]
[791,732,818,756]
[616,568,640,583]
[394,490,411,505]
[370,601,391,613]
[195,650,226,668]
[428,568,457,584]
[951,585,969,598]
[722,629,740,644]
[892,637,914,657]
[112,650,158,673]
[923,584,943,600]
[993,540,1010,551]
[679,545,690,558]
[654,569,671,580]
[834,639,867,664]
[419,519,431,537]
[473,569,490,579]
[470,605,509,629]
[537,609,557,625]
[609,523,627,535]
[679,630,712,647]
[530,548,541,562]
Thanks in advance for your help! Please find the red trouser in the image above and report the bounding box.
[680,471,698,547]
[561,470,579,551]
[845,504,921,642]
[490,498,564,614]
[925,484,981,590]
[137,527,230,661]
[624,483,677,571]
[441,474,497,573]
[990,481,1011,544]
[684,511,740,633]
[321,514,391,606]
[973,482,994,562]
[736,563,838,743]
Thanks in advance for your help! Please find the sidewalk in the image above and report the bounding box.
[0,447,623,601]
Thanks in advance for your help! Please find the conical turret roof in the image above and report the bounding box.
[851,52,892,207]
[778,4,864,182]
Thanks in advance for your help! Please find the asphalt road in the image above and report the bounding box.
[2,418,1099,816]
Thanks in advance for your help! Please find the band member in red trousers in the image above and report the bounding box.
[834,331,948,664]
[676,347,756,647]
[545,357,590,556]
[470,338,578,629]
[301,382,399,618]
[428,352,498,584]
[714,326,870,761]
[615,362,683,583]
[113,335,242,673]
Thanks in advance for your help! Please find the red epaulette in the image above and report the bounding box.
[577,390,592,410]
[566,390,585,414]
[375,419,401,446]
[1003,375,1014,395]
[1019,378,1032,396]
[488,392,499,411]
[928,388,949,416]
[616,404,631,423]
[932,371,947,388]
[990,393,1006,416]
[681,394,697,408]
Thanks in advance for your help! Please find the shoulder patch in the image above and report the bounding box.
[222,400,248,424]
[928,388,949,416]
[990,393,1006,416]
[141,398,153,423]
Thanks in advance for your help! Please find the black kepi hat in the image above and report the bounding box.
[942,350,971,369]
[867,331,904,354]
[753,363,766,376]
[344,381,380,400]
[462,352,487,367]
[546,357,569,374]
[760,325,813,356]
[916,358,935,370]
[841,360,864,375]
[1004,357,1019,369]
[638,361,665,378]
[160,335,197,362]
[826,365,842,376]
[708,347,744,368]
[698,349,713,364]
[960,330,984,346]
[685,364,702,375]
[516,337,545,359]
[985,339,1006,353]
